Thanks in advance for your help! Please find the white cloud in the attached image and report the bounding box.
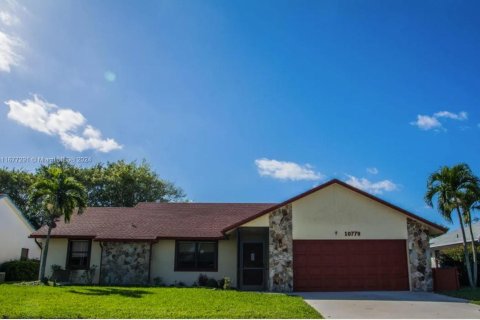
[0,3,25,72]
[0,11,19,26]
[83,125,101,139]
[410,115,443,130]
[58,132,121,153]
[345,175,398,195]
[255,158,324,181]
[366,167,379,175]
[5,95,122,152]
[434,111,468,120]
[411,110,468,131]
[0,30,22,72]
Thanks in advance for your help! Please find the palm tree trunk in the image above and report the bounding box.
[39,225,52,282]
[467,217,478,286]
[457,207,475,288]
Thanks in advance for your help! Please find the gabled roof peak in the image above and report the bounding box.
[223,178,447,234]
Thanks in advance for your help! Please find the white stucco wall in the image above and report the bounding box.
[0,197,41,264]
[292,184,408,240]
[150,235,238,286]
[41,238,101,283]
[42,235,237,286]
[90,241,101,283]
[41,238,68,279]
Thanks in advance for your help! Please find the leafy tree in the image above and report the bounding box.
[38,160,185,207]
[29,166,87,281]
[425,163,479,288]
[0,160,186,226]
[0,168,37,225]
[87,160,185,206]
[36,160,90,187]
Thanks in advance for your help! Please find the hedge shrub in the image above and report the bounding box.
[198,274,209,286]
[439,246,480,286]
[0,259,40,282]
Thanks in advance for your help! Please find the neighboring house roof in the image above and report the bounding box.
[30,203,275,240]
[30,179,447,241]
[430,221,480,249]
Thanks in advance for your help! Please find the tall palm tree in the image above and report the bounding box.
[30,166,87,281]
[425,163,478,288]
[461,188,480,286]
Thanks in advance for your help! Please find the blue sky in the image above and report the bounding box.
[1,0,479,228]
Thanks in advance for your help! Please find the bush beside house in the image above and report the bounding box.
[439,247,480,286]
[0,259,40,282]
[195,274,231,289]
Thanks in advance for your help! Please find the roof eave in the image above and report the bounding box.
[29,234,96,239]
[30,235,226,241]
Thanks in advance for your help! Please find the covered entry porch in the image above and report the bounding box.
[236,227,269,291]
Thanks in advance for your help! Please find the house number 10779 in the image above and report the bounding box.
[345,231,361,236]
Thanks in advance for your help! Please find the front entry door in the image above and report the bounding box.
[242,242,265,289]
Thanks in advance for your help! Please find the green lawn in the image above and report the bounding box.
[441,287,480,305]
[0,284,321,319]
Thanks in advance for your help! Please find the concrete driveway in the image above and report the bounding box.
[298,291,480,319]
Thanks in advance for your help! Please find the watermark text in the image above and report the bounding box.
[0,156,93,164]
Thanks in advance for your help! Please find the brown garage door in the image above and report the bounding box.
[293,240,409,291]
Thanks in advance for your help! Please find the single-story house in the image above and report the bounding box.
[30,179,446,292]
[0,194,41,264]
[430,222,479,268]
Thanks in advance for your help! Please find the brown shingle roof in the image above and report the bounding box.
[30,179,447,241]
[30,203,275,240]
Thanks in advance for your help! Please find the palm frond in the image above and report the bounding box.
[29,166,87,226]
[424,164,479,225]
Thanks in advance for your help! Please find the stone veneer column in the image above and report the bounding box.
[100,242,151,285]
[407,219,433,291]
[268,203,293,292]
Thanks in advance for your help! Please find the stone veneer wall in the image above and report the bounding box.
[100,242,151,285]
[407,219,433,291]
[268,203,293,292]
